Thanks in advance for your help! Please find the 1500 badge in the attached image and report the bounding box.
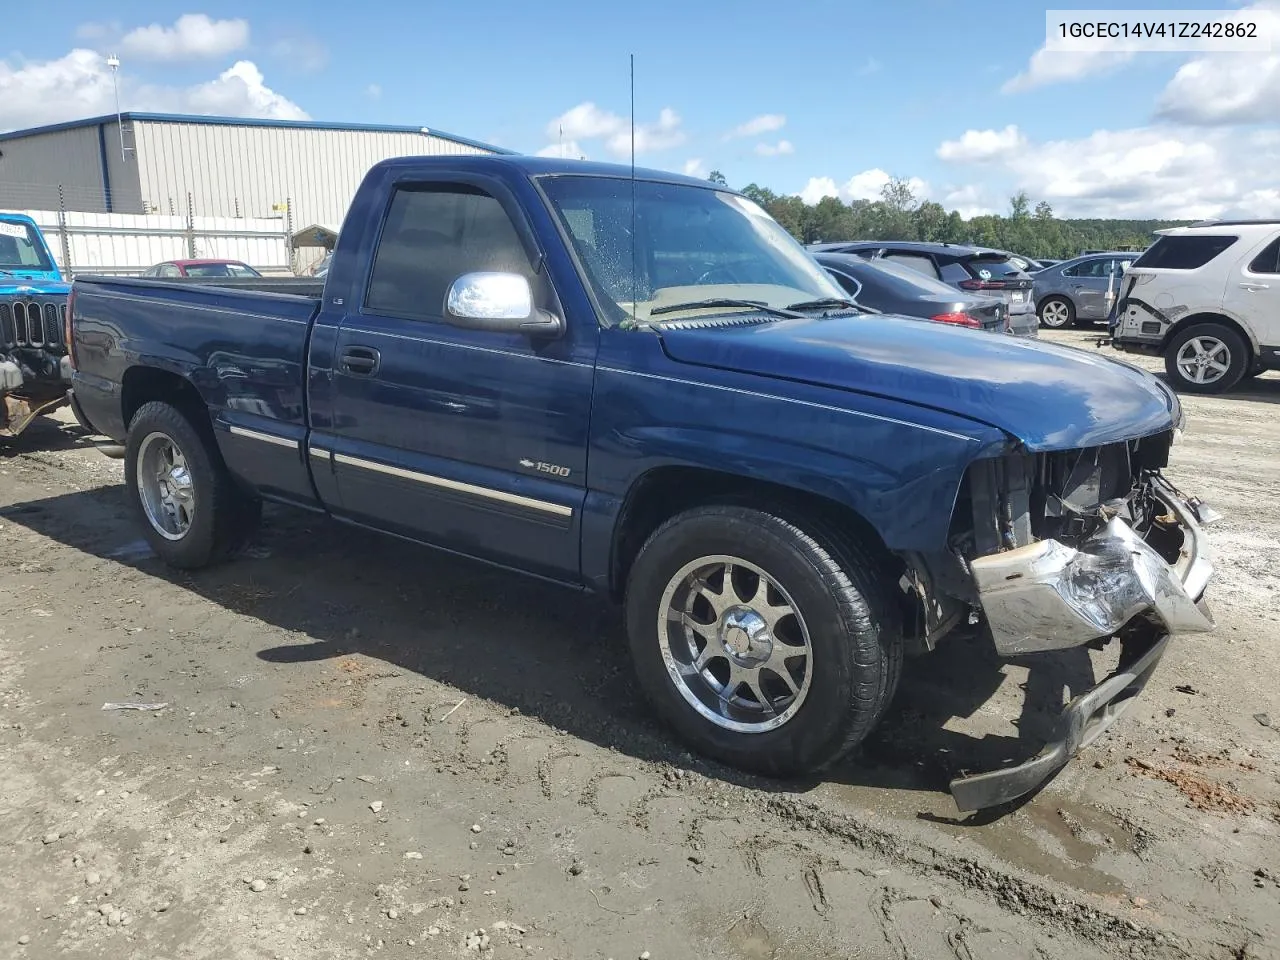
[519,458,571,478]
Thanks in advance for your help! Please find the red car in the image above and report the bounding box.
[141,259,262,279]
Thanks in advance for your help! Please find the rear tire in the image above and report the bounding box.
[1164,323,1248,394]
[624,504,902,777]
[1038,296,1075,330]
[125,401,260,569]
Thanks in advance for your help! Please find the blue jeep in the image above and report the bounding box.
[0,214,73,436]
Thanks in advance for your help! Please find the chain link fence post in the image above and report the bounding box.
[285,197,296,275]
[185,192,197,259]
[56,185,73,277]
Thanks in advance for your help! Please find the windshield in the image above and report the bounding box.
[185,262,259,277]
[0,219,55,272]
[539,176,843,324]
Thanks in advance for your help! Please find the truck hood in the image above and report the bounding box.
[657,314,1178,451]
[0,277,71,296]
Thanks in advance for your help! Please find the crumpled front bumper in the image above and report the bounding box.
[949,477,1215,812]
[970,478,1213,658]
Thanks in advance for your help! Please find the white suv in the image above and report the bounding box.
[1109,220,1280,393]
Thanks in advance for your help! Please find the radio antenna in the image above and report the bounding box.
[629,53,637,324]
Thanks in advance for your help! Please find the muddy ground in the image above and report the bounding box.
[1,328,1277,960]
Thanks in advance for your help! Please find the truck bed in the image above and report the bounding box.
[69,275,320,450]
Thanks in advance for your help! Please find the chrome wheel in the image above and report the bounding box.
[1175,335,1231,385]
[1040,299,1071,328]
[657,555,812,733]
[136,431,195,540]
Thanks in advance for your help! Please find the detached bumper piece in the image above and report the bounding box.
[950,479,1215,812]
[950,632,1167,812]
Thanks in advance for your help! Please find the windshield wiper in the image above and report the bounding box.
[648,298,804,320]
[784,297,862,313]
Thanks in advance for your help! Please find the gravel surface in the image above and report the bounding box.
[1,328,1277,959]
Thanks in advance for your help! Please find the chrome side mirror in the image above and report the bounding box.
[445,272,563,337]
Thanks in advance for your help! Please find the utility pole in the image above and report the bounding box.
[106,55,126,164]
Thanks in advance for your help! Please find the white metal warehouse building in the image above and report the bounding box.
[0,112,507,231]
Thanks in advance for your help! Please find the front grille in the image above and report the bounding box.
[0,300,67,352]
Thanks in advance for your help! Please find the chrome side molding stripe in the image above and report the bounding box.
[332,453,573,518]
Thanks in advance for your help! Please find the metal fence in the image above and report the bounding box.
[2,187,302,278]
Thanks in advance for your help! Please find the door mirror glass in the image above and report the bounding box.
[447,272,533,321]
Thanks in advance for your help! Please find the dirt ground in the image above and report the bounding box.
[2,328,1278,960]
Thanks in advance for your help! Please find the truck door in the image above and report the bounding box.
[310,175,596,581]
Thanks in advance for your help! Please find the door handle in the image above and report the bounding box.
[1239,282,1270,291]
[340,346,380,376]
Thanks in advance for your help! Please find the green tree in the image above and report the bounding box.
[912,201,948,242]
[707,170,728,186]
[1034,200,1054,221]
[1009,191,1030,221]
[881,177,917,214]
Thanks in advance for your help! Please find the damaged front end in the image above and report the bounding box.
[921,428,1218,811]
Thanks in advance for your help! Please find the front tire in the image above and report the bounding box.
[1038,296,1075,330]
[125,401,260,569]
[1164,322,1248,394]
[624,505,901,777]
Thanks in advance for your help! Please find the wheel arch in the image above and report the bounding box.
[1160,311,1260,356]
[121,365,211,438]
[605,464,900,604]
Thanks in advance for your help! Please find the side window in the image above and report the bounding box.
[882,252,939,279]
[366,185,533,322]
[1132,234,1237,270]
[1248,237,1280,275]
[160,264,181,278]
[1065,259,1102,278]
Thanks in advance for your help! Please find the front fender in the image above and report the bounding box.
[585,360,1008,577]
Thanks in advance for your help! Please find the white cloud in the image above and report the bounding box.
[543,102,685,156]
[365,83,382,100]
[545,102,624,141]
[682,158,708,178]
[536,141,587,159]
[0,50,307,132]
[754,139,794,157]
[936,123,1280,218]
[937,124,1025,162]
[607,107,685,155]
[798,177,839,205]
[725,113,785,139]
[798,170,929,206]
[118,13,250,61]
[1002,48,1132,92]
[942,185,996,219]
[1155,2,1280,125]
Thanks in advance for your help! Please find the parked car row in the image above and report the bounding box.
[807,240,1039,336]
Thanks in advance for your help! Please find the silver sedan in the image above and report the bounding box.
[1033,253,1137,329]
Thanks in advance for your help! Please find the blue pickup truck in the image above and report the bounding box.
[68,156,1218,810]
[1,213,73,436]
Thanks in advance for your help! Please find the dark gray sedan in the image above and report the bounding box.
[1032,252,1137,328]
[814,252,1017,335]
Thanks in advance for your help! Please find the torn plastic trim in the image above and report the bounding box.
[970,477,1214,657]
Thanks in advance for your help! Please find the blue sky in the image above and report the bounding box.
[3,1,1277,218]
